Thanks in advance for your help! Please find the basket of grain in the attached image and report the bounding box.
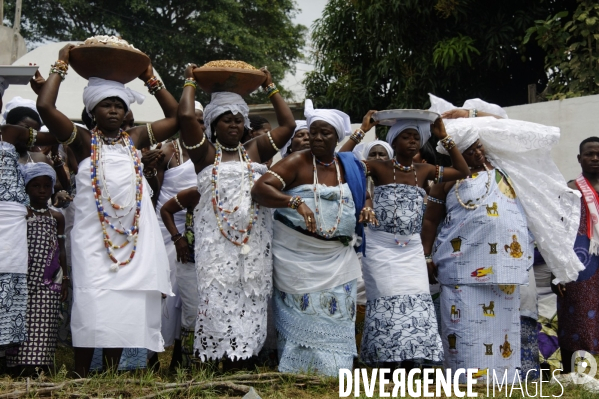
[69,36,150,84]
[193,61,266,96]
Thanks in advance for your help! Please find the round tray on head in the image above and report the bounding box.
[193,67,266,96]
[69,45,150,84]
[373,109,440,126]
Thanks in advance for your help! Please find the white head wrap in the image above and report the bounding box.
[203,92,250,140]
[280,120,308,158]
[194,101,204,112]
[304,99,351,142]
[22,162,56,193]
[386,119,431,149]
[363,140,394,159]
[435,121,481,155]
[82,77,145,118]
[2,96,40,124]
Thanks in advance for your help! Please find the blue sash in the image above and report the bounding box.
[337,152,366,255]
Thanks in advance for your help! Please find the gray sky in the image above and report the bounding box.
[281,0,326,101]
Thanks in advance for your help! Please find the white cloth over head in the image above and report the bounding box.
[203,91,250,139]
[442,116,583,284]
[21,162,56,193]
[280,120,308,158]
[304,99,351,142]
[386,119,431,149]
[82,77,145,118]
[194,101,203,112]
[2,96,39,124]
[363,140,393,159]
[428,93,508,119]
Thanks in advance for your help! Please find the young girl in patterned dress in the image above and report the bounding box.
[6,163,68,372]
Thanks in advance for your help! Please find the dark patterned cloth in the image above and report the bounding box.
[557,197,599,354]
[6,215,61,366]
[0,141,27,204]
[0,273,27,349]
[369,184,425,235]
[520,316,540,379]
[361,293,443,365]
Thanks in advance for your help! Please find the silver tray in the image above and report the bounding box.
[0,65,39,85]
[373,109,439,126]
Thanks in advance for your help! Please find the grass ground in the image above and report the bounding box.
[0,347,598,398]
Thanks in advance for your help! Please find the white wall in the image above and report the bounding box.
[504,95,599,181]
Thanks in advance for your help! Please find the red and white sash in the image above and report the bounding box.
[576,174,599,255]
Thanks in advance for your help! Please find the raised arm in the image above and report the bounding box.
[179,64,215,169]
[421,183,449,284]
[338,110,379,153]
[36,44,90,155]
[426,118,470,182]
[250,69,296,163]
[130,64,179,148]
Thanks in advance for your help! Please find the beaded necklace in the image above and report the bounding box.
[314,154,337,167]
[312,154,345,239]
[28,204,49,214]
[172,139,182,167]
[90,127,143,271]
[455,163,492,210]
[211,141,259,254]
[392,160,419,247]
[392,159,414,172]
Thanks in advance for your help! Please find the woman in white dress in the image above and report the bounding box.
[178,63,296,368]
[36,44,179,376]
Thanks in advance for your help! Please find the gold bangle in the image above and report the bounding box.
[58,123,78,145]
[268,89,279,98]
[147,123,157,146]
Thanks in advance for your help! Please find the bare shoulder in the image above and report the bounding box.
[50,209,65,223]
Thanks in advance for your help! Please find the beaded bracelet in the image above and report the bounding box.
[57,234,67,239]
[183,78,197,89]
[469,108,478,118]
[171,232,182,242]
[174,194,185,211]
[434,165,445,184]
[360,160,371,177]
[427,196,446,205]
[49,60,68,80]
[182,133,206,150]
[147,123,157,146]
[425,254,433,263]
[264,83,276,93]
[145,76,165,95]
[440,135,456,151]
[266,170,286,190]
[267,131,279,151]
[350,128,365,144]
[288,195,304,210]
[173,235,184,245]
[143,168,157,178]
[58,124,78,146]
[27,127,38,148]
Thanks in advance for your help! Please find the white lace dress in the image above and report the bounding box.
[194,161,272,361]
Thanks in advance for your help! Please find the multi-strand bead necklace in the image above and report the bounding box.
[312,154,345,239]
[455,163,492,210]
[211,141,259,254]
[91,127,143,271]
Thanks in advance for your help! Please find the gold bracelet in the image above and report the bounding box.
[182,133,206,150]
[58,123,78,145]
[147,123,157,146]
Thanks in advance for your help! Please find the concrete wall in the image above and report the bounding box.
[0,26,26,65]
[504,95,599,181]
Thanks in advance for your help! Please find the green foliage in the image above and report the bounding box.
[304,0,578,122]
[433,35,480,68]
[3,0,306,104]
[523,0,599,100]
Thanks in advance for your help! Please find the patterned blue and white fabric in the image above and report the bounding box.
[0,273,27,348]
[369,184,425,235]
[274,280,357,377]
[361,293,443,365]
[0,141,27,204]
[90,347,147,371]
